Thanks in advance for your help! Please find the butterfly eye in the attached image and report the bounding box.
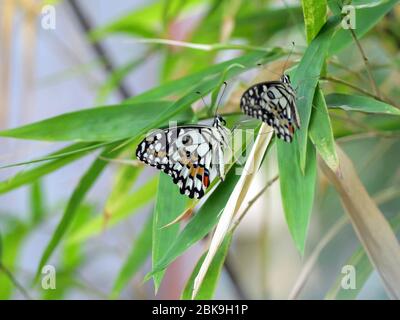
[182,135,192,145]
[215,115,226,126]
[281,74,291,84]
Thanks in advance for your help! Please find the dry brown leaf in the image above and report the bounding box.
[320,144,400,299]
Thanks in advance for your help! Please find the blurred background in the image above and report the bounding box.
[0,0,399,299]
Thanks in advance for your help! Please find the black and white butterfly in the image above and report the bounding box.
[136,115,231,199]
[240,73,300,143]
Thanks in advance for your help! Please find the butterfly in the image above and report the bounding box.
[136,115,231,199]
[240,73,300,143]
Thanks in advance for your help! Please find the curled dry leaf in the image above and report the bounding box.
[319,144,400,299]
[192,123,273,299]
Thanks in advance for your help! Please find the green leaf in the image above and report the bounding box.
[0,143,98,194]
[0,141,111,170]
[63,204,93,270]
[309,87,339,172]
[325,215,400,300]
[148,168,240,277]
[96,56,147,104]
[0,232,3,262]
[329,0,399,55]
[29,180,45,224]
[292,16,340,172]
[67,176,158,244]
[34,145,121,282]
[41,206,94,299]
[210,64,245,115]
[0,224,28,298]
[0,51,282,145]
[326,94,400,116]
[320,145,400,299]
[301,0,327,42]
[277,138,317,254]
[0,101,177,142]
[181,233,232,300]
[111,213,153,299]
[104,163,143,214]
[327,0,343,15]
[152,173,189,291]
[90,0,204,40]
[129,50,283,103]
[89,1,163,40]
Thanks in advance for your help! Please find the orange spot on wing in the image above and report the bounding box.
[189,165,197,177]
[203,175,210,188]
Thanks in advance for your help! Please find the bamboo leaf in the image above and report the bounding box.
[309,87,339,173]
[329,0,399,55]
[111,213,153,299]
[0,101,177,142]
[128,50,283,103]
[182,233,232,300]
[0,232,3,262]
[301,0,327,42]
[0,52,282,144]
[29,180,45,224]
[210,64,245,115]
[326,94,400,116]
[0,141,111,170]
[277,137,317,254]
[0,143,99,194]
[292,16,340,172]
[325,215,400,300]
[96,56,147,104]
[319,144,400,299]
[34,145,121,282]
[147,167,241,277]
[90,0,204,40]
[104,164,143,216]
[67,176,158,244]
[192,124,273,298]
[152,173,188,292]
[0,225,27,299]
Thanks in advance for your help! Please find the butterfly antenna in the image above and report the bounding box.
[215,81,227,116]
[282,41,296,75]
[231,120,274,136]
[256,62,281,78]
[196,91,210,109]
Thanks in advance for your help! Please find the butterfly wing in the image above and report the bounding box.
[136,126,224,199]
[240,81,300,142]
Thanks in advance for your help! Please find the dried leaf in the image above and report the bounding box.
[319,144,400,299]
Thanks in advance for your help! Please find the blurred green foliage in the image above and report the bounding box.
[0,0,399,300]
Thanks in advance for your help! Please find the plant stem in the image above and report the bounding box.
[337,131,400,143]
[322,75,398,108]
[330,113,398,138]
[288,215,349,299]
[288,181,400,299]
[223,256,248,300]
[348,28,381,99]
[231,175,279,232]
[0,263,33,300]
[321,76,381,100]
[67,0,133,99]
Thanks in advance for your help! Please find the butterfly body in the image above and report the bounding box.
[136,115,230,199]
[240,74,300,142]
